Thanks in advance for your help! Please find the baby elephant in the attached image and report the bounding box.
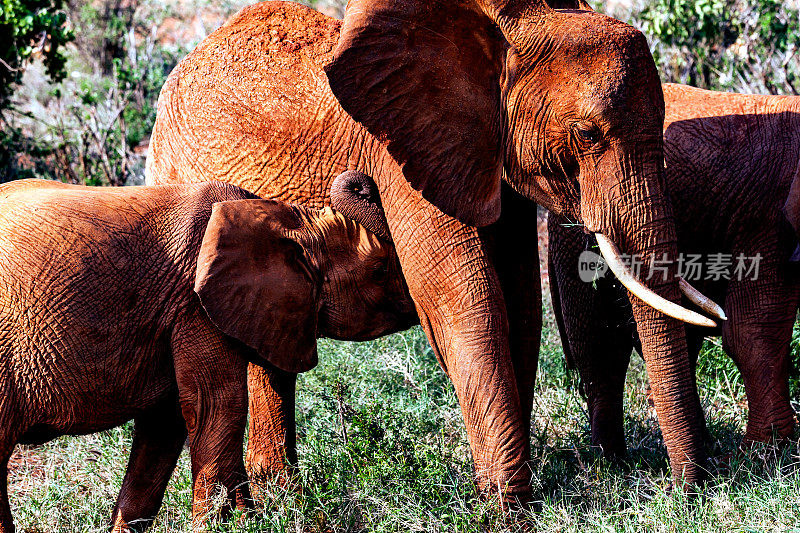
[243,170,416,487]
[0,175,415,532]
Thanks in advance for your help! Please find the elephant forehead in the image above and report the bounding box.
[546,16,655,94]
[567,61,663,126]
[556,11,646,60]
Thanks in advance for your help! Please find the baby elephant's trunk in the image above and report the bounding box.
[330,170,392,241]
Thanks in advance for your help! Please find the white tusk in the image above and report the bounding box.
[594,234,717,328]
[679,278,727,321]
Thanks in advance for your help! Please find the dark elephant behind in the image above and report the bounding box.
[549,83,800,457]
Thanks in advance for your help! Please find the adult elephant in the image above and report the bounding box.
[146,0,714,496]
[549,83,800,457]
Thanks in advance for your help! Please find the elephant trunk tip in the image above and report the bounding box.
[330,170,392,242]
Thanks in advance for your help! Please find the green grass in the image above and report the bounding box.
[8,301,800,531]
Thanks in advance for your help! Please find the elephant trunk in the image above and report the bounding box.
[604,153,708,487]
[625,229,707,486]
[381,173,531,502]
[330,170,392,242]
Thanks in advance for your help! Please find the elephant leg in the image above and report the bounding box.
[245,362,297,494]
[111,395,186,532]
[0,391,22,533]
[583,294,633,460]
[482,185,542,450]
[0,460,11,533]
[684,330,705,373]
[548,214,634,457]
[172,315,251,526]
[184,407,250,527]
[723,279,799,443]
[561,280,632,457]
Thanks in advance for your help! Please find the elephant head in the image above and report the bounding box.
[194,196,416,373]
[325,0,711,484]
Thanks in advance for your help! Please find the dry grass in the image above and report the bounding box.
[7,289,800,531]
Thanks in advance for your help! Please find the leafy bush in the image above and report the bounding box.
[628,0,800,94]
[0,0,73,109]
[1,0,192,184]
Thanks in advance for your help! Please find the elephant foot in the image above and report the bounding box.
[739,427,797,463]
[588,401,627,460]
[742,414,797,446]
[245,460,301,503]
[475,474,534,514]
[477,486,536,531]
[590,438,627,462]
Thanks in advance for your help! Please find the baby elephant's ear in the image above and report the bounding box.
[194,199,320,373]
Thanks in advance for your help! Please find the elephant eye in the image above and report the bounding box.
[573,124,602,146]
[373,260,389,280]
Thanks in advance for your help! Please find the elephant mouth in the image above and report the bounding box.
[594,233,725,327]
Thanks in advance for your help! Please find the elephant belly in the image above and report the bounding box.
[17,414,162,445]
[4,338,177,442]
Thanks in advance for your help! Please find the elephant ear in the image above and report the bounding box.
[194,199,321,373]
[324,0,524,227]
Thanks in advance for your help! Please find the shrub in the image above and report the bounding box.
[625,0,800,94]
[0,0,73,109]
[1,0,188,184]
